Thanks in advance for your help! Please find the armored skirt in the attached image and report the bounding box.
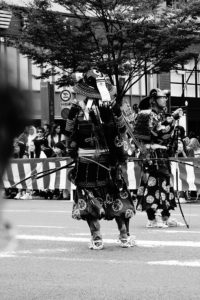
[136,149,177,212]
[70,154,135,221]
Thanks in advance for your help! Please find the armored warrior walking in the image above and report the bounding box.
[65,69,135,249]
[134,88,185,228]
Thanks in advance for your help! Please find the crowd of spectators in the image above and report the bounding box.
[4,122,200,202]
[5,122,70,200]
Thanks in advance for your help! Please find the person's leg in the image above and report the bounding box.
[161,209,170,222]
[146,208,168,228]
[124,218,130,236]
[146,208,156,221]
[146,208,157,227]
[162,209,185,227]
[115,216,135,248]
[87,218,103,250]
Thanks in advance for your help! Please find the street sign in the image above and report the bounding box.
[60,89,71,102]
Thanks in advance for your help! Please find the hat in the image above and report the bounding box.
[73,69,116,99]
[54,142,66,151]
[138,96,150,110]
[139,88,168,110]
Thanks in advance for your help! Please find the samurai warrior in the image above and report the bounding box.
[134,88,185,228]
[65,69,135,250]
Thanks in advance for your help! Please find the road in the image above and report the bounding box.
[0,199,200,300]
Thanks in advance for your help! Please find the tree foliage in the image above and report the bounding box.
[8,0,200,103]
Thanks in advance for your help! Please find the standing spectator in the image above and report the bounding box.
[26,126,37,156]
[17,127,29,157]
[51,142,69,200]
[185,136,200,201]
[48,123,66,149]
[13,138,24,158]
[33,127,51,158]
[175,126,188,158]
[187,137,200,158]
[43,123,51,140]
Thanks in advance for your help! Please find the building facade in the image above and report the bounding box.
[0,0,199,135]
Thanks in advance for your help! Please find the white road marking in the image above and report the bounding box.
[154,230,200,234]
[16,234,200,247]
[1,253,200,268]
[17,225,65,229]
[69,233,90,236]
[0,252,17,258]
[148,260,200,267]
[2,210,71,213]
[0,254,143,263]
[11,248,72,254]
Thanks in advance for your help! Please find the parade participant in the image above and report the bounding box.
[65,69,135,249]
[134,88,185,228]
[0,57,30,250]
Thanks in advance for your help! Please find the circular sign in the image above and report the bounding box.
[60,89,71,102]
[61,108,70,120]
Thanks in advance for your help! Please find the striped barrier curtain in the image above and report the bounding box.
[3,158,72,190]
[0,10,12,29]
[2,157,200,191]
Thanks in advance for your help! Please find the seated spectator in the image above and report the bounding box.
[53,142,67,157]
[28,141,36,158]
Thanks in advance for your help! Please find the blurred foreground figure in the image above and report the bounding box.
[0,57,30,251]
[66,69,135,250]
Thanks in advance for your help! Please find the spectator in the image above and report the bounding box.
[27,126,37,155]
[51,142,69,200]
[53,142,67,157]
[28,141,36,158]
[13,138,22,159]
[33,127,51,158]
[48,123,66,149]
[187,137,200,158]
[177,138,187,158]
[43,123,51,140]
[185,136,200,201]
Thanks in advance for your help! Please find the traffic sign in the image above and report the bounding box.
[60,89,71,102]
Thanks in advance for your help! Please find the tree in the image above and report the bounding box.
[8,0,200,103]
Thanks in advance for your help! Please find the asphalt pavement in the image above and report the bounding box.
[0,199,200,300]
